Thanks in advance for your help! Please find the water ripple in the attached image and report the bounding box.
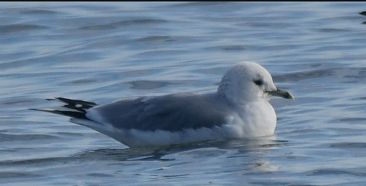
[0,24,48,34]
[20,9,59,15]
[1,2,366,186]
[79,18,168,30]
[329,142,366,149]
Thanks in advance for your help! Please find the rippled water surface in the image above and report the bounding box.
[1,2,366,186]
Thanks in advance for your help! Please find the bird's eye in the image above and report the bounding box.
[253,79,263,86]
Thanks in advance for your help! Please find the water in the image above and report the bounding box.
[1,2,366,185]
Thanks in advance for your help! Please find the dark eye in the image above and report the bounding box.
[253,79,263,86]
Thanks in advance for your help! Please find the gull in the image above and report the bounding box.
[32,62,294,147]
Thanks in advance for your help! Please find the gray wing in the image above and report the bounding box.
[86,93,232,132]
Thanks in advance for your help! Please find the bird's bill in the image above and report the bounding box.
[267,88,295,100]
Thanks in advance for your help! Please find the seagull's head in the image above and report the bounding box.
[217,62,294,104]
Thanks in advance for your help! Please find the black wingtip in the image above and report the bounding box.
[54,97,97,109]
[31,97,98,120]
[30,108,88,119]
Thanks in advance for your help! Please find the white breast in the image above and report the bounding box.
[222,101,277,138]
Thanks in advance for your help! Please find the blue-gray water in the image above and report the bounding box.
[1,2,366,186]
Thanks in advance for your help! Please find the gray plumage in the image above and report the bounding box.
[88,93,232,132]
[32,62,294,147]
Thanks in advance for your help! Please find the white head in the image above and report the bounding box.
[217,62,294,104]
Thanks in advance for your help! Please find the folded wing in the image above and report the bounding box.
[86,93,231,132]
